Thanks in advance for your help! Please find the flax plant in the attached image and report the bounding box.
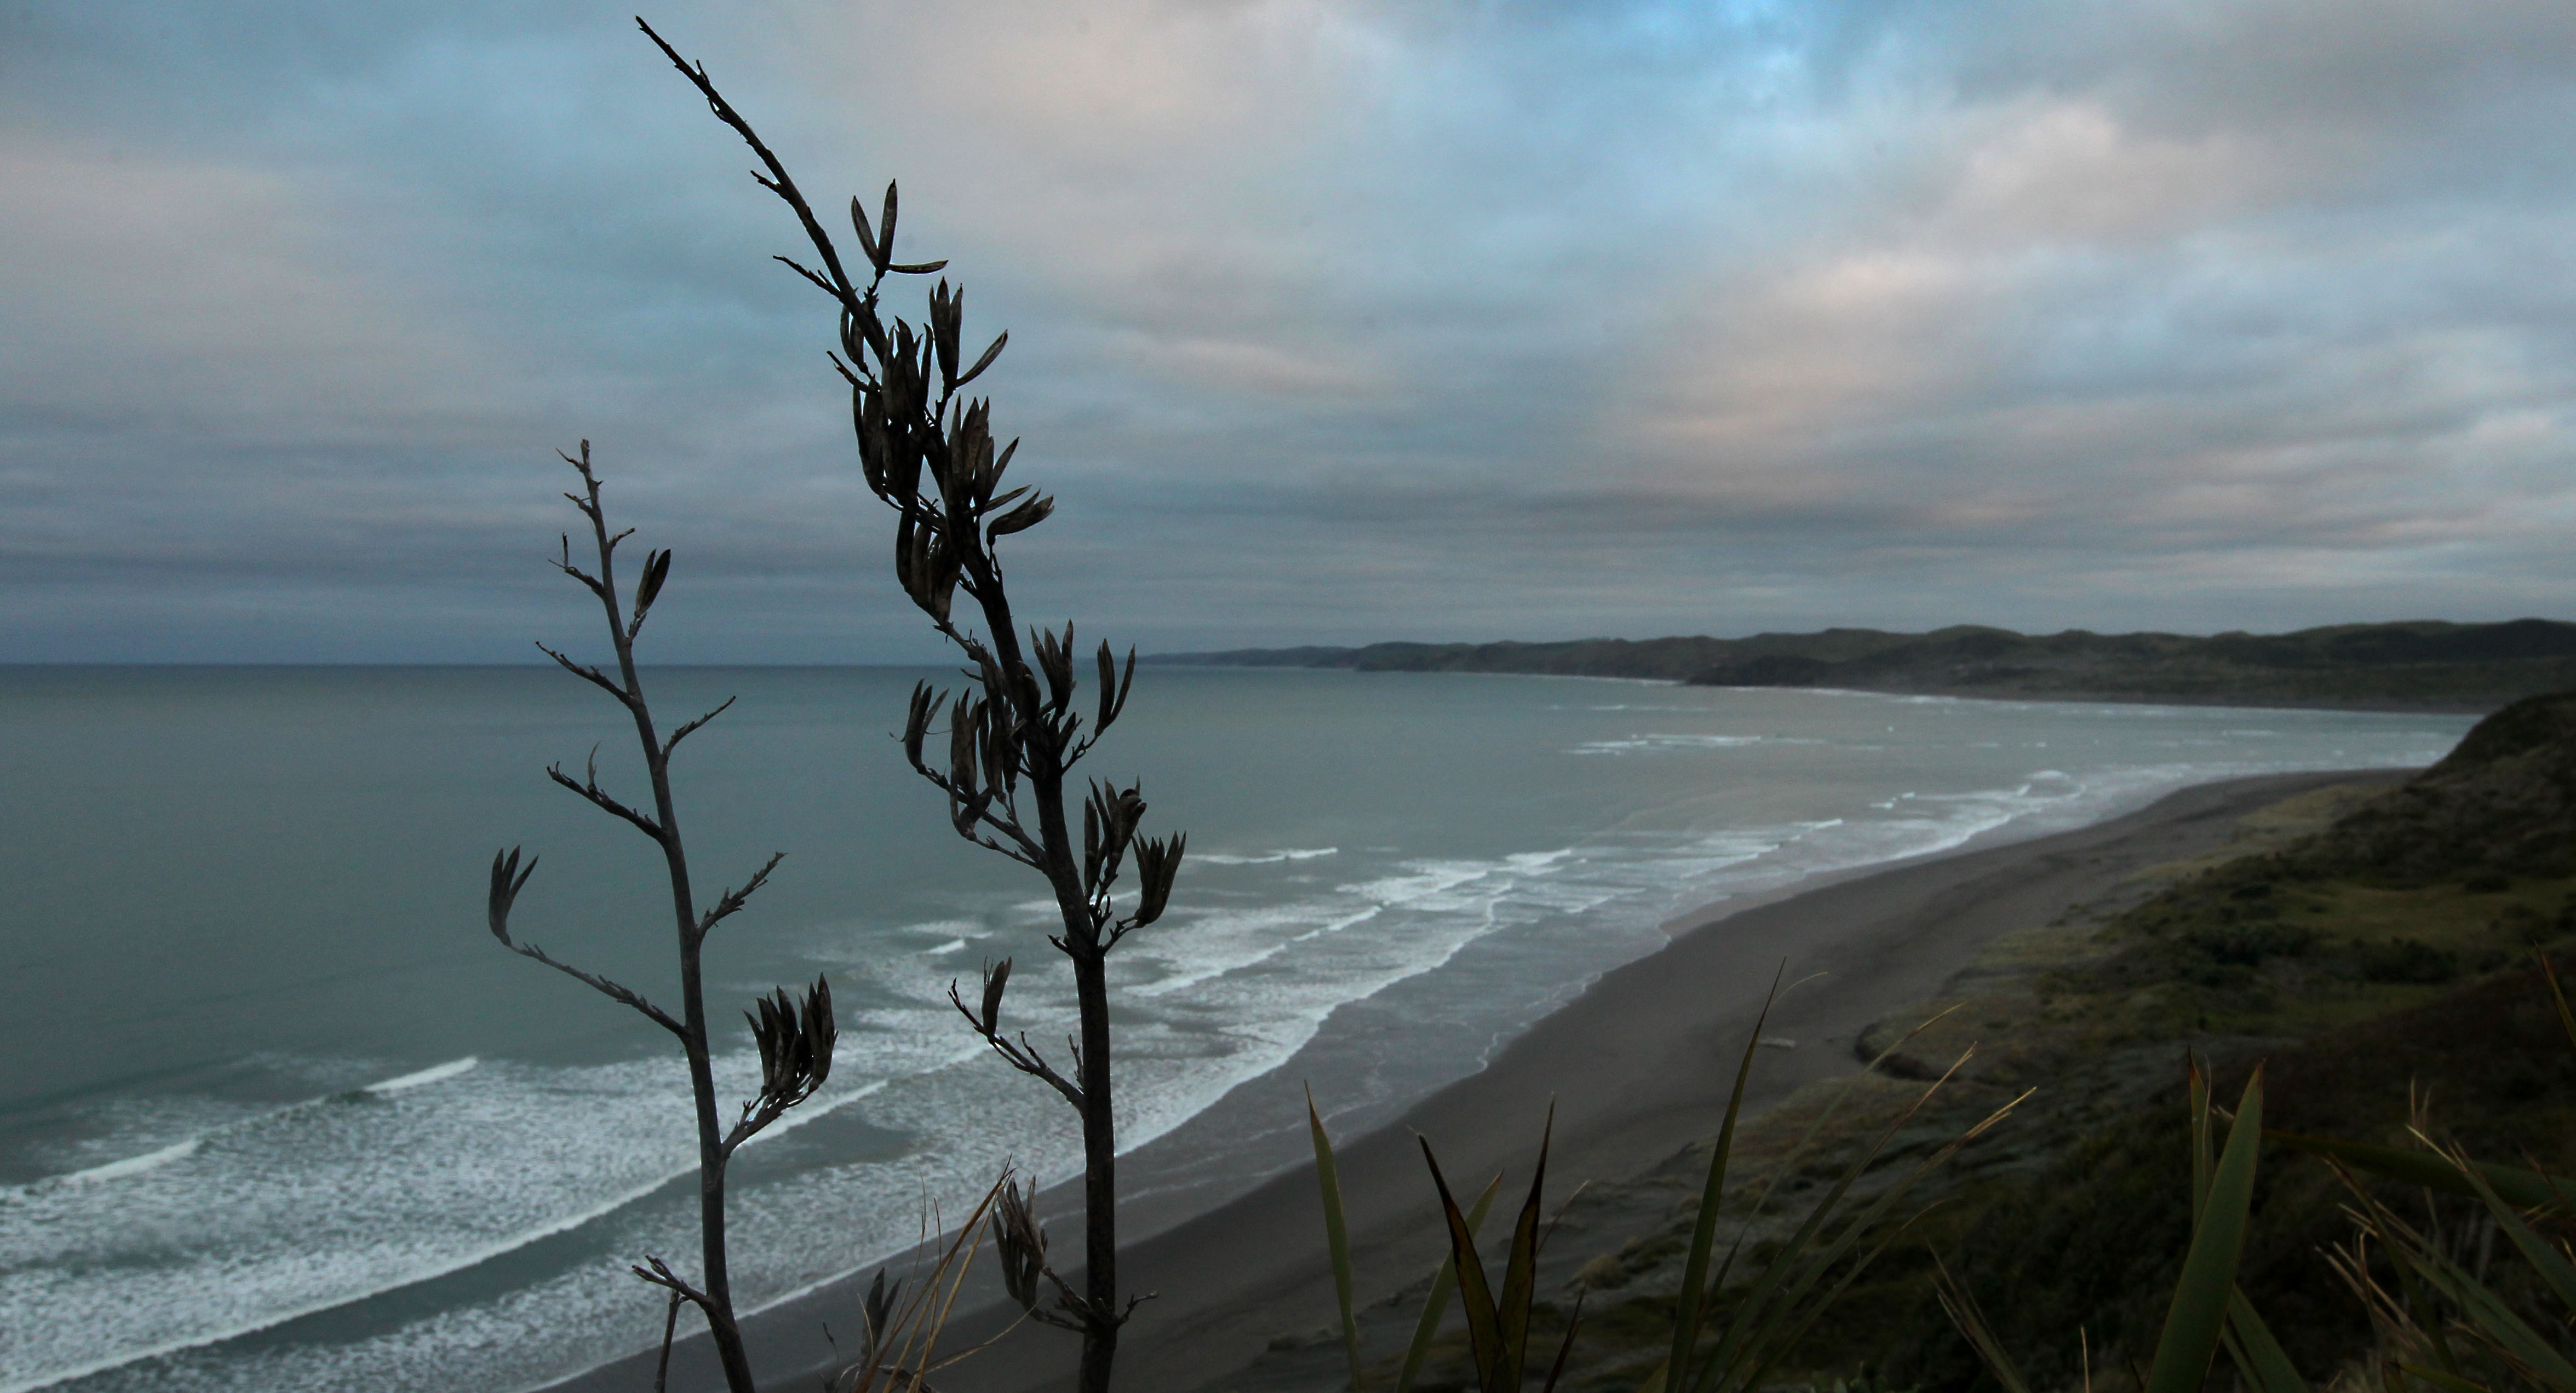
[1946,954,2576,1393]
[639,22,1185,1392]
[486,444,835,1393]
[1306,987,2022,1393]
[827,1173,1022,1393]
[2289,953,2576,1391]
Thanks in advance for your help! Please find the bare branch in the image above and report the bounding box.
[697,850,787,941]
[653,1292,684,1393]
[535,641,630,705]
[944,977,1083,1108]
[773,254,840,297]
[553,556,609,602]
[504,938,685,1038]
[548,749,664,842]
[634,1256,719,1316]
[972,831,1046,871]
[663,694,738,758]
[636,18,870,309]
[506,435,783,1389]
[1114,1291,1156,1327]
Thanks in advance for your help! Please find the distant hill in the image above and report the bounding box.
[1148,618,2576,711]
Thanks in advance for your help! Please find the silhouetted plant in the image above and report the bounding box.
[1306,988,2020,1393]
[486,442,832,1393]
[827,1174,1021,1393]
[640,22,1186,1393]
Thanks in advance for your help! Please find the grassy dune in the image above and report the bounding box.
[1335,693,2576,1392]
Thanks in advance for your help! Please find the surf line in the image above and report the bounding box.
[364,1056,480,1095]
[0,1075,895,1393]
[13,1056,484,1196]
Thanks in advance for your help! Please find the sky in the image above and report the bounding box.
[4,0,2574,663]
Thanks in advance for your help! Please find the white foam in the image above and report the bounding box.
[364,1056,478,1095]
[47,1137,200,1188]
[0,1057,905,1393]
[247,733,2444,1393]
[1193,847,1340,866]
[9,1057,478,1199]
[1570,733,1764,755]
[5,693,2474,1393]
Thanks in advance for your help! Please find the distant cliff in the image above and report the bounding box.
[1148,618,2576,711]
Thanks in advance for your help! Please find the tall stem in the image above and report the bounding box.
[1072,948,1120,1393]
[636,28,1179,1386]
[978,584,1126,1393]
[572,463,756,1393]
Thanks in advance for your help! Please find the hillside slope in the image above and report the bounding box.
[1152,619,2576,710]
[1273,691,2576,1391]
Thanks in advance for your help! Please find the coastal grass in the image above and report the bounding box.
[1309,989,2025,1393]
[1828,767,2576,1389]
[1329,711,2576,1392]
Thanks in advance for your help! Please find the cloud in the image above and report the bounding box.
[2,0,2573,660]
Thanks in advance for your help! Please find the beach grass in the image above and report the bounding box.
[1305,733,2576,1392]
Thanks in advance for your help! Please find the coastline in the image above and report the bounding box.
[555,767,2400,1393]
[1733,683,2495,716]
[1144,659,2503,715]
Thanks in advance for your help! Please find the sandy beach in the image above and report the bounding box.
[553,768,2395,1393]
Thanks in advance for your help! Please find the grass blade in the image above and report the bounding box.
[2538,949,2576,1055]
[1422,1138,1505,1393]
[1539,1290,1585,1393]
[1310,1089,1365,1391]
[1932,1256,2035,1393]
[2394,1364,2493,1393]
[1686,1054,2015,1393]
[1726,1089,2027,1393]
[2384,1236,2576,1390]
[2270,1131,2572,1212]
[2424,1133,2576,1314]
[2224,1288,2307,1393]
[1740,1203,1946,1392]
[1398,1175,1503,1393]
[1493,1108,1554,1393]
[1668,975,1783,1390]
[2349,1167,2576,1388]
[2189,1055,2212,1223]
[2144,1068,2265,1393]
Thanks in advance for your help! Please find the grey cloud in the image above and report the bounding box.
[2,0,2572,662]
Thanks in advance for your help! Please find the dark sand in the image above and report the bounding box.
[552,769,2387,1393]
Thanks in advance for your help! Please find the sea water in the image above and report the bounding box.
[0,665,2473,1392]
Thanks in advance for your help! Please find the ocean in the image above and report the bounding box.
[0,664,2474,1392]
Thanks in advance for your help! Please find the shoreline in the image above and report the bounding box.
[556,767,2401,1393]
[1717,683,2495,716]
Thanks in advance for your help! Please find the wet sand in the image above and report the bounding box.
[552,769,2390,1393]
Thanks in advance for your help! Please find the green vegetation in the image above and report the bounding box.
[1155,619,2576,710]
[1307,993,2022,1393]
[1299,691,2576,1391]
